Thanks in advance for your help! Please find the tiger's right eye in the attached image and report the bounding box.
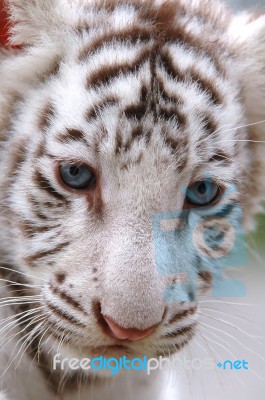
[185,180,220,207]
[59,164,96,190]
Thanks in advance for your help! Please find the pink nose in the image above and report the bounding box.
[103,316,157,341]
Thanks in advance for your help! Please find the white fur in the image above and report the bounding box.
[0,1,265,399]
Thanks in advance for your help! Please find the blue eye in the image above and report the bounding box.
[60,164,95,190]
[186,180,220,207]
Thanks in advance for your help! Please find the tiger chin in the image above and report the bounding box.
[0,0,265,399]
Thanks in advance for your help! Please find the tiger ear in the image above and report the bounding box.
[229,13,265,131]
[0,0,21,49]
[2,0,70,46]
[229,14,265,222]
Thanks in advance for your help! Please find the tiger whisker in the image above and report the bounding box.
[0,278,42,288]
[196,326,246,387]
[0,265,47,282]
[0,301,43,310]
[198,299,256,306]
[15,318,50,370]
[199,321,265,363]
[200,118,265,145]
[35,324,51,363]
[0,308,46,344]
[199,306,264,326]
[0,306,44,327]
[199,325,265,384]
[0,314,47,380]
[198,311,265,341]
[11,318,48,373]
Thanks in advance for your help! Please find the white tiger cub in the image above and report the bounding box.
[0,0,265,399]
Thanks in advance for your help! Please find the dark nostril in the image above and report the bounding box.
[103,315,157,341]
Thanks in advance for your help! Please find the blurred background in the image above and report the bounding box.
[227,0,265,9]
[225,2,265,247]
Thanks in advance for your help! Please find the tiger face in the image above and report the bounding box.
[0,0,265,376]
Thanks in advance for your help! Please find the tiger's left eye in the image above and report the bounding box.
[59,164,96,190]
[185,180,220,207]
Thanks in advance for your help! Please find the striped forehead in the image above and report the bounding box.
[37,2,243,174]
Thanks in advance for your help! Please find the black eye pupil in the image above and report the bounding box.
[198,183,207,195]
[69,166,79,176]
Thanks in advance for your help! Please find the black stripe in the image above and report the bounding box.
[124,103,147,120]
[25,242,70,266]
[159,49,185,81]
[156,76,183,105]
[159,50,223,105]
[159,106,186,126]
[50,284,88,316]
[56,128,86,143]
[166,27,226,76]
[214,203,235,218]
[46,302,86,328]
[79,26,152,61]
[35,171,66,202]
[86,47,151,89]
[19,220,60,239]
[167,307,197,325]
[163,323,196,339]
[86,96,118,121]
[209,151,232,165]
